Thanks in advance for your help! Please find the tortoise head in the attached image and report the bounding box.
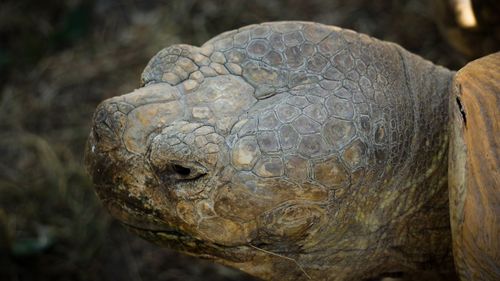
[84,56,330,264]
[85,22,455,280]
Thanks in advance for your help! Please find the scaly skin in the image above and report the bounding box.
[85,22,456,280]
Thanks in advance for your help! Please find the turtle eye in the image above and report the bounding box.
[172,164,191,176]
[160,162,207,181]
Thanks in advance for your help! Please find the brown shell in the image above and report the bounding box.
[449,51,500,281]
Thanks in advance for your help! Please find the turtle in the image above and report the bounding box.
[84,21,499,281]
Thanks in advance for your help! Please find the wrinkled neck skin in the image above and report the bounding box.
[86,22,457,281]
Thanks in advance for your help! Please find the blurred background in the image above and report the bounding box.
[0,0,498,280]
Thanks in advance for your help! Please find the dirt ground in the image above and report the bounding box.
[0,0,483,280]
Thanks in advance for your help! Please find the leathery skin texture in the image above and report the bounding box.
[85,21,456,281]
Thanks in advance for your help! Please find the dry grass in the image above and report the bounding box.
[0,1,467,280]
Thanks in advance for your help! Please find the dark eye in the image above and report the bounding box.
[160,162,207,182]
[172,164,191,176]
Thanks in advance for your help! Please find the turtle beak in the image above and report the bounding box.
[87,82,185,154]
[84,83,186,189]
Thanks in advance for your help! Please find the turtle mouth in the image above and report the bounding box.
[100,195,254,262]
[123,222,254,263]
[122,222,189,240]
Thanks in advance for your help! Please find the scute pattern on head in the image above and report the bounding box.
[140,22,422,198]
[87,21,456,281]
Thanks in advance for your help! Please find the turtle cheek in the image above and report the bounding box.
[197,216,257,246]
[256,203,326,245]
[171,191,256,246]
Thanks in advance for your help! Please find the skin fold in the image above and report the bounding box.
[85,21,457,280]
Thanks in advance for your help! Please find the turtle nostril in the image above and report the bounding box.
[172,164,191,176]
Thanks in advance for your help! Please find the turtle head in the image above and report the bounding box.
[85,46,329,267]
[86,21,455,280]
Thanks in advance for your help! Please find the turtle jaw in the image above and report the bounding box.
[124,222,258,264]
[96,190,256,264]
[125,221,318,281]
